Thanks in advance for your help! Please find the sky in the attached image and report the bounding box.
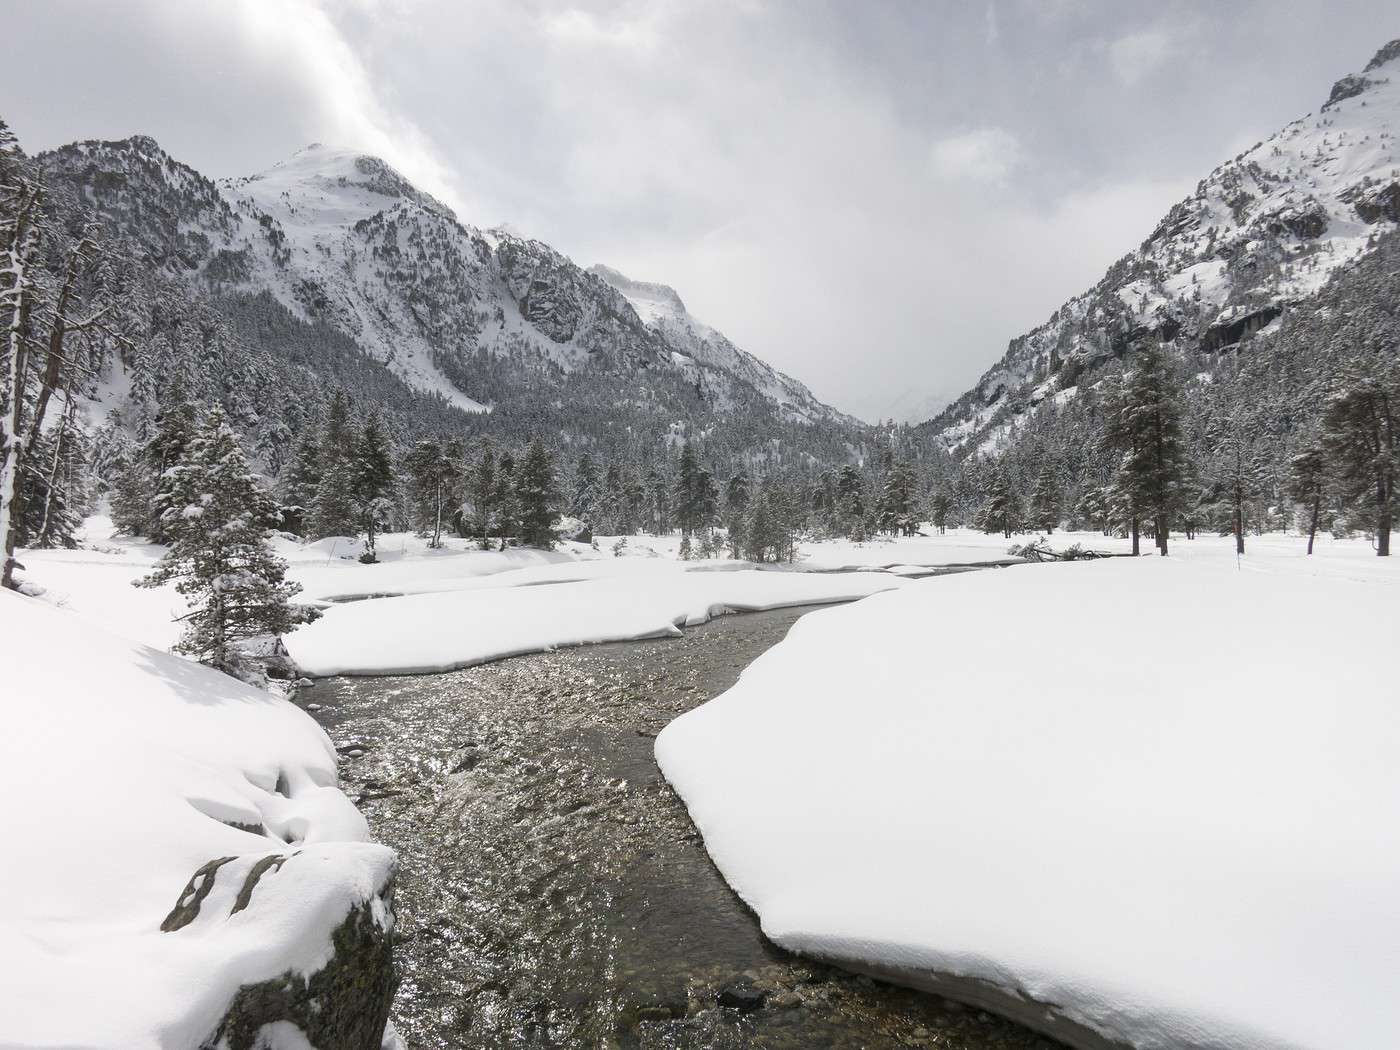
[2,1,1395,422]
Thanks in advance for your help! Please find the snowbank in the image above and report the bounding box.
[286,566,909,676]
[0,590,395,1049]
[656,556,1400,1049]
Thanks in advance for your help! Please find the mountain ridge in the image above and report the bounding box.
[919,37,1400,457]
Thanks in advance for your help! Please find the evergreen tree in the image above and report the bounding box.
[279,424,322,534]
[404,437,464,548]
[572,452,600,525]
[835,464,865,540]
[352,412,395,562]
[141,387,200,543]
[136,407,304,674]
[468,438,497,548]
[875,460,918,536]
[724,470,750,556]
[1028,457,1064,534]
[1287,441,1329,556]
[1105,346,1189,555]
[977,463,1021,539]
[310,393,359,540]
[928,488,951,534]
[493,450,517,550]
[1321,368,1397,556]
[514,438,558,549]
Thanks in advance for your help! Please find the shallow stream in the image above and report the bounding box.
[308,604,1056,1050]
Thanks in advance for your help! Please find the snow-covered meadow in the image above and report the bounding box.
[19,517,1074,676]
[657,537,1400,1050]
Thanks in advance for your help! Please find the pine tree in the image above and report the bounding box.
[1287,441,1328,556]
[1105,346,1189,555]
[136,407,304,674]
[404,437,463,548]
[875,460,917,536]
[724,470,749,556]
[1028,457,1063,534]
[1321,367,1397,556]
[351,412,395,562]
[514,438,558,549]
[977,463,1021,539]
[309,392,359,541]
[279,424,322,535]
[142,387,200,543]
[469,438,497,549]
[494,451,517,550]
[572,452,600,525]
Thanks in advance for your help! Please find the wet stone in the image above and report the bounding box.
[309,605,1058,1050]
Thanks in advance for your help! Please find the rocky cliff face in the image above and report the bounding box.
[922,38,1400,456]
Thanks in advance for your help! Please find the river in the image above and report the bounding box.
[307,603,1057,1050]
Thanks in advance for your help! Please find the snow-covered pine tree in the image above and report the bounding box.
[1287,440,1329,556]
[404,436,463,549]
[724,470,749,556]
[468,438,497,549]
[351,411,395,562]
[493,450,517,551]
[1105,344,1189,556]
[310,391,359,541]
[515,437,558,549]
[1321,366,1397,556]
[278,423,321,535]
[876,460,918,536]
[143,387,200,543]
[1028,456,1064,534]
[137,406,305,675]
[977,463,1021,539]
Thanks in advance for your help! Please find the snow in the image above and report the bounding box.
[656,539,1400,1050]
[284,564,909,677]
[0,588,393,1049]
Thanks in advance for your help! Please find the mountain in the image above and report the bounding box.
[589,264,857,426]
[921,38,1400,457]
[37,137,858,470]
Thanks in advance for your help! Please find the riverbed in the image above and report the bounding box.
[308,604,1057,1050]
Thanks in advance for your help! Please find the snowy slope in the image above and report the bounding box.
[658,549,1400,1050]
[925,38,1400,453]
[0,589,395,1048]
[591,264,858,425]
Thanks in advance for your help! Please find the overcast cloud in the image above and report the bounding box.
[3,1,1394,420]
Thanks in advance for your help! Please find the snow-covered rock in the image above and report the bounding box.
[0,589,396,1049]
[656,551,1400,1049]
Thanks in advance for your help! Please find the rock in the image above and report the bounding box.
[1353,182,1400,225]
[200,885,398,1050]
[297,678,315,688]
[717,977,767,1013]
[769,991,801,1010]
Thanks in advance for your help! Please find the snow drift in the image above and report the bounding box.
[657,556,1400,1049]
[0,590,396,1049]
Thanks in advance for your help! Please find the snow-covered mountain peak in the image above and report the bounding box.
[1364,37,1400,73]
[222,144,455,225]
[588,264,688,323]
[921,36,1400,455]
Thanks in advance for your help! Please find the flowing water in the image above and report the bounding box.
[307,604,1057,1050]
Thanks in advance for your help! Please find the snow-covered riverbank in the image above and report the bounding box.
[0,589,397,1049]
[657,541,1400,1050]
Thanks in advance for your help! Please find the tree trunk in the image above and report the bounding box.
[1233,485,1245,555]
[1155,514,1169,556]
[1378,478,1392,557]
[1130,516,1140,556]
[1306,493,1320,556]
